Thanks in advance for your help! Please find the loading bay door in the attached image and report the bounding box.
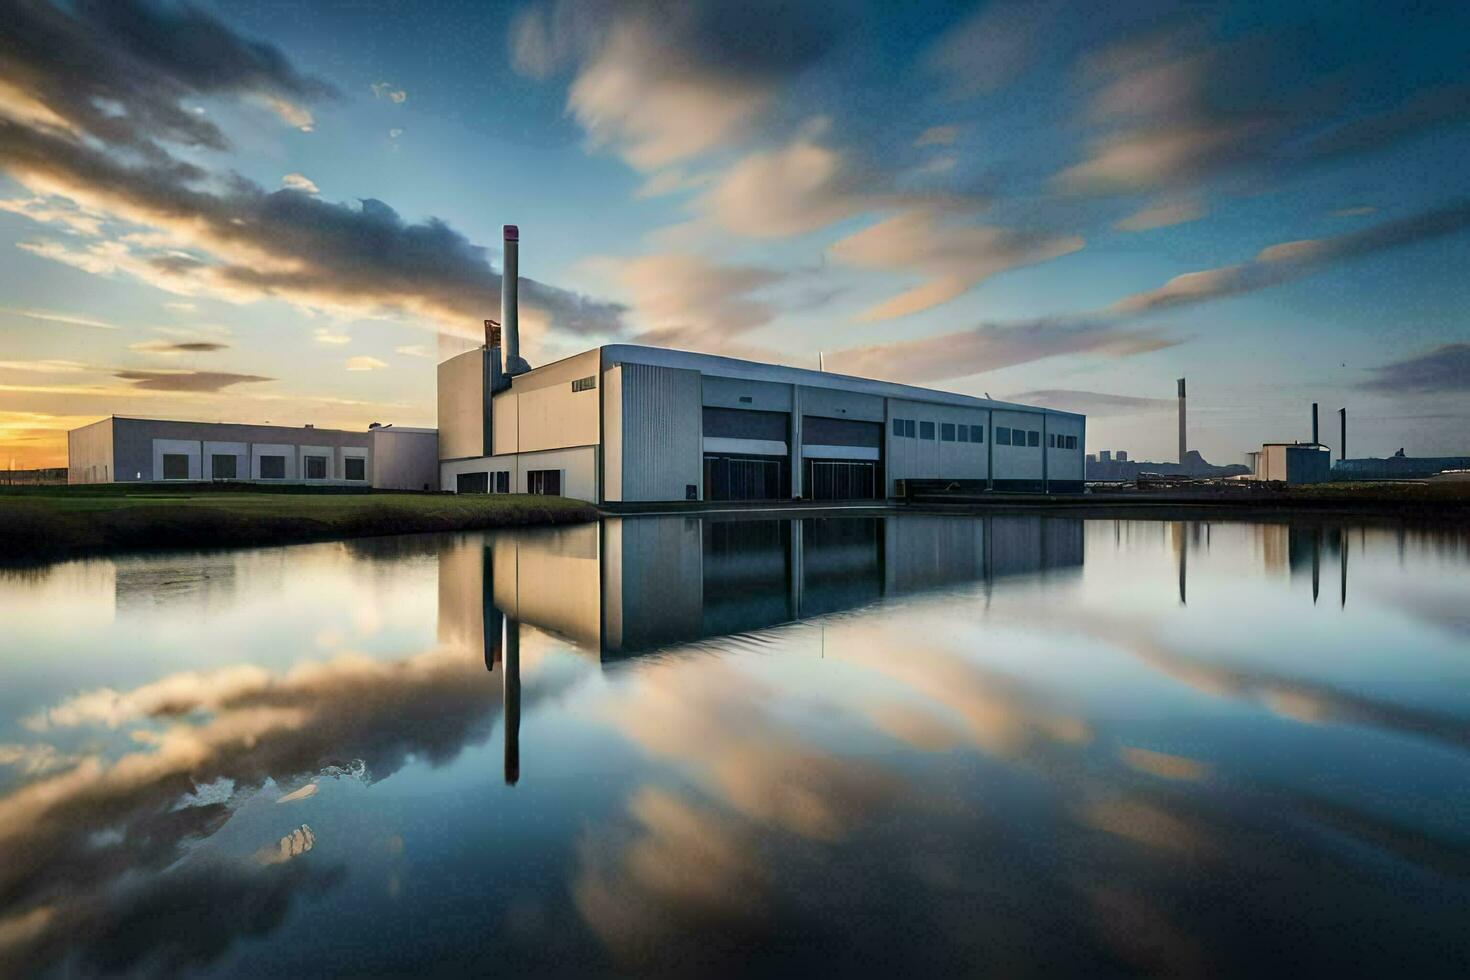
[805,459,877,500]
[704,455,787,501]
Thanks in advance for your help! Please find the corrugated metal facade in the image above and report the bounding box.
[613,361,702,503]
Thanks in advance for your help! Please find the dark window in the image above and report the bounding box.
[738,395,753,404]
[1048,433,1056,448]
[971,425,984,443]
[259,455,286,479]
[495,471,510,493]
[457,471,488,493]
[1027,430,1040,447]
[957,426,969,443]
[804,416,881,448]
[571,375,596,392]
[703,406,788,441]
[211,454,237,480]
[305,455,328,479]
[941,423,956,442]
[344,456,366,481]
[162,453,189,480]
[527,469,561,495]
[996,427,1012,446]
[892,418,904,437]
[919,421,935,440]
[1066,435,1077,449]
[903,419,916,438]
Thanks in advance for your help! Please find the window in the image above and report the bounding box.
[571,375,596,392]
[162,453,189,480]
[919,421,935,440]
[957,426,969,443]
[496,471,510,493]
[344,456,366,481]
[892,418,905,437]
[211,454,237,480]
[996,426,1012,446]
[259,455,286,479]
[456,471,488,494]
[527,469,561,495]
[1027,430,1040,447]
[971,425,984,443]
[903,419,916,438]
[941,422,956,442]
[305,455,328,479]
[1066,435,1077,449]
[738,395,753,404]
[1048,433,1057,448]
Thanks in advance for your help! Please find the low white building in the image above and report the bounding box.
[1248,442,1331,484]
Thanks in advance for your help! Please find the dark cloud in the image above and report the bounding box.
[114,369,272,391]
[129,340,230,353]
[1114,200,1470,314]
[1007,389,1175,416]
[1358,343,1470,394]
[0,0,337,155]
[829,317,1176,385]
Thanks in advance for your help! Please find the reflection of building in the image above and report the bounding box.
[439,514,1085,660]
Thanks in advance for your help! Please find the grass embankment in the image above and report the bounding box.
[0,483,597,562]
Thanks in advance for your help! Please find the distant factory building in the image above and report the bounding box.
[1098,450,1112,462]
[1116,450,1129,461]
[1248,443,1331,484]
[67,417,437,489]
[435,226,1086,504]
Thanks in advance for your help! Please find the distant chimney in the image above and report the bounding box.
[1312,402,1319,445]
[1177,378,1187,464]
[502,225,531,377]
[1339,407,1347,461]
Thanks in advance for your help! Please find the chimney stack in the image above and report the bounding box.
[1177,378,1187,464]
[502,225,530,376]
[1339,407,1347,461]
[1312,402,1319,445]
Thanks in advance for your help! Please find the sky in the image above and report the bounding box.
[1,0,1468,469]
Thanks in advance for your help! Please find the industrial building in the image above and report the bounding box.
[437,226,1085,503]
[67,416,438,489]
[1248,443,1331,484]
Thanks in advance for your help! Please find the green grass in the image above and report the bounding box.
[0,484,597,562]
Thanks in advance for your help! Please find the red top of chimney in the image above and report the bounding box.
[503,224,518,241]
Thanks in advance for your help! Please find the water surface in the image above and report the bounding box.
[1,515,1468,977]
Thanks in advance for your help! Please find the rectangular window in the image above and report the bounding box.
[903,419,916,438]
[971,425,984,443]
[957,426,969,443]
[892,418,904,437]
[919,421,935,440]
[527,469,561,495]
[259,455,286,479]
[162,453,189,480]
[1048,433,1056,448]
[456,471,488,494]
[941,422,956,442]
[305,455,328,479]
[211,454,237,480]
[1066,435,1077,450]
[571,376,596,392]
[495,471,510,494]
[344,456,366,481]
[996,426,1012,446]
[1027,430,1040,447]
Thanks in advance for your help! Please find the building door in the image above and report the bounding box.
[527,469,561,495]
[704,455,785,501]
[806,460,877,500]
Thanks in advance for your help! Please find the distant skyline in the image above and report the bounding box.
[2,0,1468,468]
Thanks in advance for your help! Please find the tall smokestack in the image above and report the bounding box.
[1312,402,1319,445]
[502,224,530,376]
[1339,407,1346,461]
[1177,378,1186,464]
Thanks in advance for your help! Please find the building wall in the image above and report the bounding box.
[886,398,992,492]
[440,445,598,501]
[702,375,791,412]
[370,427,438,490]
[82,418,369,483]
[1045,413,1086,485]
[438,348,487,460]
[991,409,1047,485]
[67,418,114,484]
[607,361,702,503]
[505,348,600,455]
[202,441,247,480]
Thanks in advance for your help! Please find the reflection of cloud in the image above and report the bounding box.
[255,824,316,864]
[1119,746,1209,782]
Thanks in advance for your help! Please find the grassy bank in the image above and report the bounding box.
[0,484,597,563]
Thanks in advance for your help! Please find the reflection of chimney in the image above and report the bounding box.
[502,225,530,377]
[1339,407,1347,461]
[1312,402,1319,446]
[502,616,520,786]
[1177,378,1187,464]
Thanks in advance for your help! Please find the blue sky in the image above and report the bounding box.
[1,0,1468,467]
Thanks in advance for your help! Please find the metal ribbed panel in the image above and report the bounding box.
[619,362,701,501]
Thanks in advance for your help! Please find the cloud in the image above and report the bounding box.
[0,360,90,374]
[0,306,118,329]
[388,127,403,139]
[393,344,432,358]
[1112,200,1470,314]
[0,0,337,156]
[913,125,959,148]
[511,0,838,170]
[0,196,103,235]
[113,369,273,392]
[1114,197,1205,232]
[634,168,711,199]
[281,173,319,194]
[370,81,407,104]
[605,253,783,341]
[1358,344,1470,394]
[345,356,387,372]
[313,328,350,345]
[829,208,1084,320]
[1006,389,1175,416]
[163,301,197,313]
[925,1,1058,98]
[1330,205,1376,218]
[128,341,229,355]
[828,317,1175,384]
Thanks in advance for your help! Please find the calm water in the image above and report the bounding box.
[1,515,1468,977]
